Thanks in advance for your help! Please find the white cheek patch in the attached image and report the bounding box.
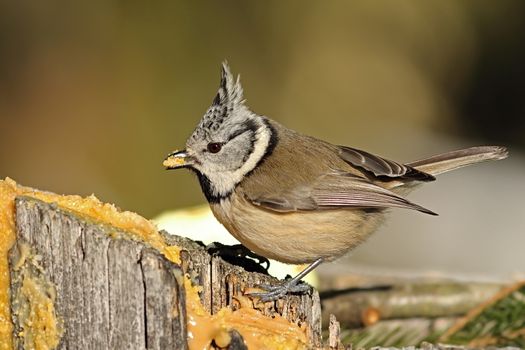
[233,125,271,179]
[205,118,271,197]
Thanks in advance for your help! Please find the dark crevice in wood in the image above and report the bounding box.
[139,253,148,350]
[105,239,112,347]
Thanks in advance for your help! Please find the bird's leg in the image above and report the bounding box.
[247,258,323,302]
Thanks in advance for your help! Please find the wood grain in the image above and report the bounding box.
[10,196,187,350]
[9,196,322,349]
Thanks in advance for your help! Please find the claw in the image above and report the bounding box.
[246,280,311,302]
[245,258,323,302]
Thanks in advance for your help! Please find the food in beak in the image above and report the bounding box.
[163,151,189,169]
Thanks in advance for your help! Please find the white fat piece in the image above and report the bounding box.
[206,117,271,198]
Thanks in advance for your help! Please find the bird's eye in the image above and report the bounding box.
[207,142,223,154]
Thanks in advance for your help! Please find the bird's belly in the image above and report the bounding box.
[211,198,384,264]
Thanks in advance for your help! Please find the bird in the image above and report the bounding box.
[163,62,508,301]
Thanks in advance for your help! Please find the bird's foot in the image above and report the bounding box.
[206,242,270,274]
[247,278,311,302]
[246,258,323,302]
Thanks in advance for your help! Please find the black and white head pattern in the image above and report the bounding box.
[186,62,276,202]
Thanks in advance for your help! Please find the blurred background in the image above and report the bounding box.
[1,1,524,282]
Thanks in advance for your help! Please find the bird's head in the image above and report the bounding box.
[164,62,276,202]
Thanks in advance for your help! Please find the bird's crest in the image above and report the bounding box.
[192,62,247,139]
[212,61,244,107]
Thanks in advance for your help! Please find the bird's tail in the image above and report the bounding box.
[406,146,508,177]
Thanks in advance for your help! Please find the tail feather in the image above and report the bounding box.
[407,146,508,176]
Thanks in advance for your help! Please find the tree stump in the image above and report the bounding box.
[9,196,321,349]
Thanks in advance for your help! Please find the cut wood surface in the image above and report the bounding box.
[9,196,321,349]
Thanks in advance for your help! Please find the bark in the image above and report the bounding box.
[9,196,321,349]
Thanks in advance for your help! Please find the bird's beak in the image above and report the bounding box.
[163,150,195,170]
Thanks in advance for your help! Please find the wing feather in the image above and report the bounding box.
[246,173,437,215]
[338,146,435,181]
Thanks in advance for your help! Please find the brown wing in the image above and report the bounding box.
[246,172,437,215]
[338,146,435,182]
[241,121,436,215]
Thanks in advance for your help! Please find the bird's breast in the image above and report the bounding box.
[210,193,385,264]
